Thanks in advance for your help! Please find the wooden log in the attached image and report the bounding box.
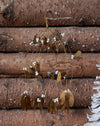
[0,53,100,78]
[0,78,94,109]
[0,109,89,126]
[0,0,99,26]
[0,27,100,53]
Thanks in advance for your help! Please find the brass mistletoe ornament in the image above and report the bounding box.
[21,90,31,111]
[48,97,59,114]
[33,94,45,111]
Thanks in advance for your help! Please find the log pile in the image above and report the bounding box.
[0,0,100,125]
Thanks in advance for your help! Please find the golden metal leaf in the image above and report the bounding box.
[74,50,82,59]
[48,98,59,114]
[57,72,61,82]
[46,18,49,29]
[33,96,44,111]
[35,62,40,72]
[21,93,31,111]
[60,89,74,111]
[33,98,38,110]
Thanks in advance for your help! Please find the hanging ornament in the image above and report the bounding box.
[60,89,74,111]
[48,97,59,114]
[21,90,31,111]
[33,94,45,111]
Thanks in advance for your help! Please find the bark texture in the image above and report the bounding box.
[0,53,100,78]
[0,0,99,26]
[0,27,100,52]
[0,78,94,109]
[0,109,89,126]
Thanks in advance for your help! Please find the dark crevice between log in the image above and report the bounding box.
[0,51,100,53]
[0,25,100,28]
[0,107,88,111]
[0,75,96,79]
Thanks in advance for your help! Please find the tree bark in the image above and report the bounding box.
[0,78,95,109]
[0,0,99,26]
[0,109,89,126]
[0,27,100,52]
[0,53,100,78]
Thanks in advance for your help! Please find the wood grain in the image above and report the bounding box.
[0,53,100,78]
[0,27,100,52]
[0,78,95,108]
[0,109,89,126]
[0,0,99,26]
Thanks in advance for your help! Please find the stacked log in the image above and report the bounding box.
[0,27,100,53]
[0,109,89,126]
[0,0,99,26]
[0,78,94,109]
[0,0,100,125]
[0,53,100,77]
